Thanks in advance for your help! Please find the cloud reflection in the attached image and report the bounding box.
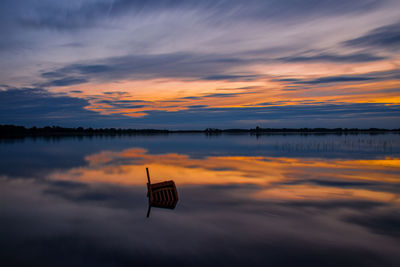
[1,135,400,266]
[43,147,400,205]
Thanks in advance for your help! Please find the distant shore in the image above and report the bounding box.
[1,125,399,138]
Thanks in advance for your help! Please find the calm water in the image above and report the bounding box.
[1,133,400,266]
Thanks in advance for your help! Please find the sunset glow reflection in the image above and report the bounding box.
[47,147,400,205]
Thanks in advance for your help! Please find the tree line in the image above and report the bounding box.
[0,124,398,137]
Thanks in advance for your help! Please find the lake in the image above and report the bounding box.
[1,133,399,266]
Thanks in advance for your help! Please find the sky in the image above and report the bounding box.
[0,0,400,129]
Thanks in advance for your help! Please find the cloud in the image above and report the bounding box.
[96,100,150,109]
[43,77,88,87]
[69,64,113,74]
[1,87,400,129]
[102,91,129,96]
[181,96,202,100]
[39,53,251,83]
[277,69,400,85]
[41,71,65,78]
[203,93,246,98]
[10,0,385,32]
[130,103,400,129]
[298,75,376,84]
[0,88,131,127]
[1,0,399,91]
[1,0,395,89]
[36,46,394,86]
[203,74,260,81]
[187,105,209,109]
[40,48,394,85]
[272,78,303,82]
[278,52,386,63]
[343,21,400,49]
[1,88,399,128]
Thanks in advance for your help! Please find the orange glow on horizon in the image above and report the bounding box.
[49,58,400,117]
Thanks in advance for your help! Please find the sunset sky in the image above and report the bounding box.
[1,0,400,129]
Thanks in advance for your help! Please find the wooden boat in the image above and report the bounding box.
[146,168,178,217]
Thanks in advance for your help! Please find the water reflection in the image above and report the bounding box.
[0,134,399,266]
[48,147,399,203]
[146,167,179,218]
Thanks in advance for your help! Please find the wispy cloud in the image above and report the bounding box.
[11,0,385,32]
[343,21,400,49]
[38,53,251,84]
[276,69,400,85]
[278,52,386,63]
[42,77,88,87]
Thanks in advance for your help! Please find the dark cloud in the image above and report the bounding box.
[203,74,260,81]
[273,78,303,82]
[176,92,253,101]
[72,64,113,74]
[0,88,131,127]
[96,99,150,109]
[299,75,376,84]
[40,53,250,83]
[187,105,209,109]
[279,52,386,62]
[107,99,147,103]
[43,77,88,87]
[41,71,65,78]
[181,96,202,100]
[280,69,400,85]
[343,21,400,49]
[203,93,243,98]
[102,91,129,95]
